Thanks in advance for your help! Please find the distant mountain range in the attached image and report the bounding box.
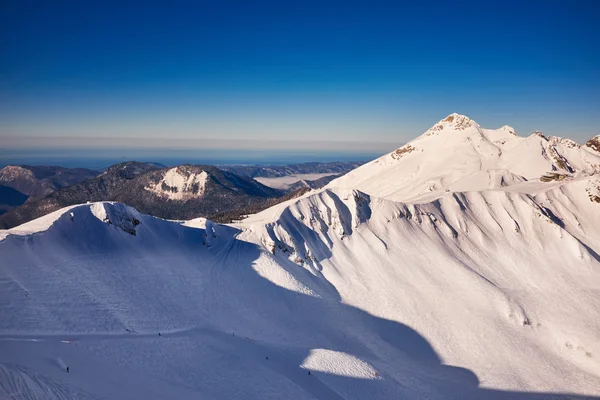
[0,165,98,215]
[0,161,360,229]
[220,161,364,178]
[222,161,364,192]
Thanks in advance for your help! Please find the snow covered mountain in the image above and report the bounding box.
[329,113,600,203]
[0,163,282,229]
[1,114,600,399]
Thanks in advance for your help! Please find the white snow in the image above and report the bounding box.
[1,114,600,399]
[90,202,107,222]
[145,167,209,200]
[328,114,600,203]
[0,205,80,241]
[300,349,380,379]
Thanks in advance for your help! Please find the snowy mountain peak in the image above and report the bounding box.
[500,125,517,136]
[548,135,580,149]
[424,113,479,136]
[329,115,600,203]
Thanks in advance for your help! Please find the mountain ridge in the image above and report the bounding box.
[327,113,600,203]
[0,164,99,215]
[0,162,285,228]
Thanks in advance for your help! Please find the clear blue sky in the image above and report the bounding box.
[1,0,599,161]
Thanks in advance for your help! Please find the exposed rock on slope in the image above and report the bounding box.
[586,135,600,154]
[329,114,600,203]
[0,162,283,228]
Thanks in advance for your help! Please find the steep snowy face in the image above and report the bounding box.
[239,176,600,397]
[90,202,142,235]
[145,167,210,200]
[328,113,600,202]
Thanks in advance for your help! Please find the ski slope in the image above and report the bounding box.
[1,114,600,399]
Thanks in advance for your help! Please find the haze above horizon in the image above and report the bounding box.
[1,0,599,165]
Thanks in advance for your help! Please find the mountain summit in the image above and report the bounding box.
[424,113,480,135]
[329,114,600,203]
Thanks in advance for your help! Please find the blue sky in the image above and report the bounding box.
[1,0,599,164]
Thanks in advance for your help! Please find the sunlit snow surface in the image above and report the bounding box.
[144,167,209,200]
[300,349,380,379]
[1,115,600,399]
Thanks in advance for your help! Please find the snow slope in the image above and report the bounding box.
[328,113,600,203]
[0,202,478,399]
[1,114,600,399]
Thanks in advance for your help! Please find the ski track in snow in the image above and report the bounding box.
[0,326,350,400]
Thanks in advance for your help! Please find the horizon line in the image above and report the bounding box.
[0,136,402,153]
